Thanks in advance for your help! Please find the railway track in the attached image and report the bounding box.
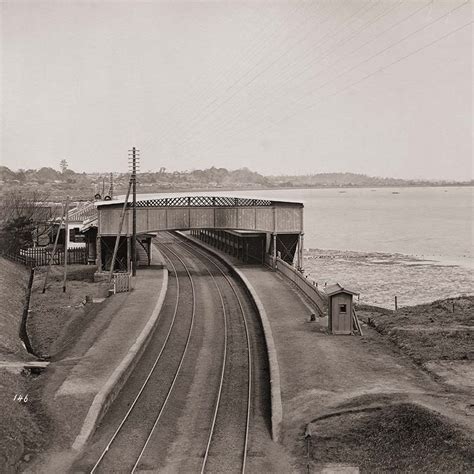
[85,233,257,473]
[90,243,196,473]
[174,234,252,473]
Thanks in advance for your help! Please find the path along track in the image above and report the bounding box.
[84,232,260,473]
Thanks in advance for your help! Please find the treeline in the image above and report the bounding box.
[1,165,470,191]
[139,166,270,187]
[0,166,82,184]
[268,172,459,187]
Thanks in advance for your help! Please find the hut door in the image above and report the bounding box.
[332,297,350,334]
[339,302,350,333]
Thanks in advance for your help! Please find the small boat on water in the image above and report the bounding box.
[392,191,400,194]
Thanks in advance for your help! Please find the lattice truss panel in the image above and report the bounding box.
[130,196,273,208]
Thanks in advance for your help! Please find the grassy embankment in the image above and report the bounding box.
[28,265,109,358]
[0,260,110,471]
[300,296,474,472]
[357,296,473,369]
[0,258,45,471]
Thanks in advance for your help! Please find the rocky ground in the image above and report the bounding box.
[304,249,473,309]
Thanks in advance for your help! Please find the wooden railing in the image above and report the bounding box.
[1,251,32,267]
[113,272,132,293]
[352,308,363,336]
[11,247,88,266]
[271,256,327,316]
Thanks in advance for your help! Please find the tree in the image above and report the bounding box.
[37,167,60,181]
[0,191,58,254]
[59,159,68,174]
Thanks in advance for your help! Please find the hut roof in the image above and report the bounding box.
[324,283,359,297]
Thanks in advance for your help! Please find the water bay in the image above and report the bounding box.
[213,186,473,307]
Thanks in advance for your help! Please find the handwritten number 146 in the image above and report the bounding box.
[13,394,28,402]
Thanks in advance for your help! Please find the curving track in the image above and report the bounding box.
[76,232,271,473]
[176,236,252,473]
[89,241,197,472]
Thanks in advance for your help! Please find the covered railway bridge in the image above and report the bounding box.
[94,195,304,272]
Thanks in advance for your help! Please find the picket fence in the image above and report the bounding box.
[113,272,132,293]
[15,247,88,266]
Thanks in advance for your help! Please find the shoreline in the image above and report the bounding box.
[303,248,473,310]
[305,247,474,270]
[130,183,474,196]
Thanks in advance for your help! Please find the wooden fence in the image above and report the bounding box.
[113,272,132,293]
[1,251,32,267]
[16,247,88,266]
[268,255,327,316]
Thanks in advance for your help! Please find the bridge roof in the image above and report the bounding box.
[96,193,303,209]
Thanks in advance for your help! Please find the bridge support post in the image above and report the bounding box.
[272,233,277,271]
[96,235,102,271]
[147,238,151,266]
[127,237,131,273]
[297,233,304,272]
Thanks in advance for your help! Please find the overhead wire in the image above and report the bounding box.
[180,0,433,153]
[297,19,473,117]
[161,0,333,149]
[155,1,318,149]
[186,0,469,161]
[296,0,468,106]
[175,0,374,150]
[190,0,406,150]
[149,1,308,146]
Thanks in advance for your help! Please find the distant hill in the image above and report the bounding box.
[268,172,471,188]
[0,165,471,201]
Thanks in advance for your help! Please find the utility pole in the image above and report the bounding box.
[108,180,133,283]
[42,197,67,293]
[109,172,114,198]
[128,147,140,276]
[62,196,70,292]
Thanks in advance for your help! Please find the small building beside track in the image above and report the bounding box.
[325,283,359,335]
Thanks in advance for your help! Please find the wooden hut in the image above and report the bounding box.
[325,283,359,335]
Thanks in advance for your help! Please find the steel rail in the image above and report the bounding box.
[130,244,197,472]
[130,242,228,472]
[89,244,193,473]
[175,235,252,474]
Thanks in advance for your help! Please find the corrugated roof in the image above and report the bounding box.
[68,201,97,222]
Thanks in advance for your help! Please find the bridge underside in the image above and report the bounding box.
[190,229,301,266]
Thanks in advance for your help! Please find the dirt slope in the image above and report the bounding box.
[0,257,31,359]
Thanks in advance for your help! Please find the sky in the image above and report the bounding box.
[1,0,472,180]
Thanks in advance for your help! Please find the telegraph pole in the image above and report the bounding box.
[62,196,70,292]
[128,147,140,276]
